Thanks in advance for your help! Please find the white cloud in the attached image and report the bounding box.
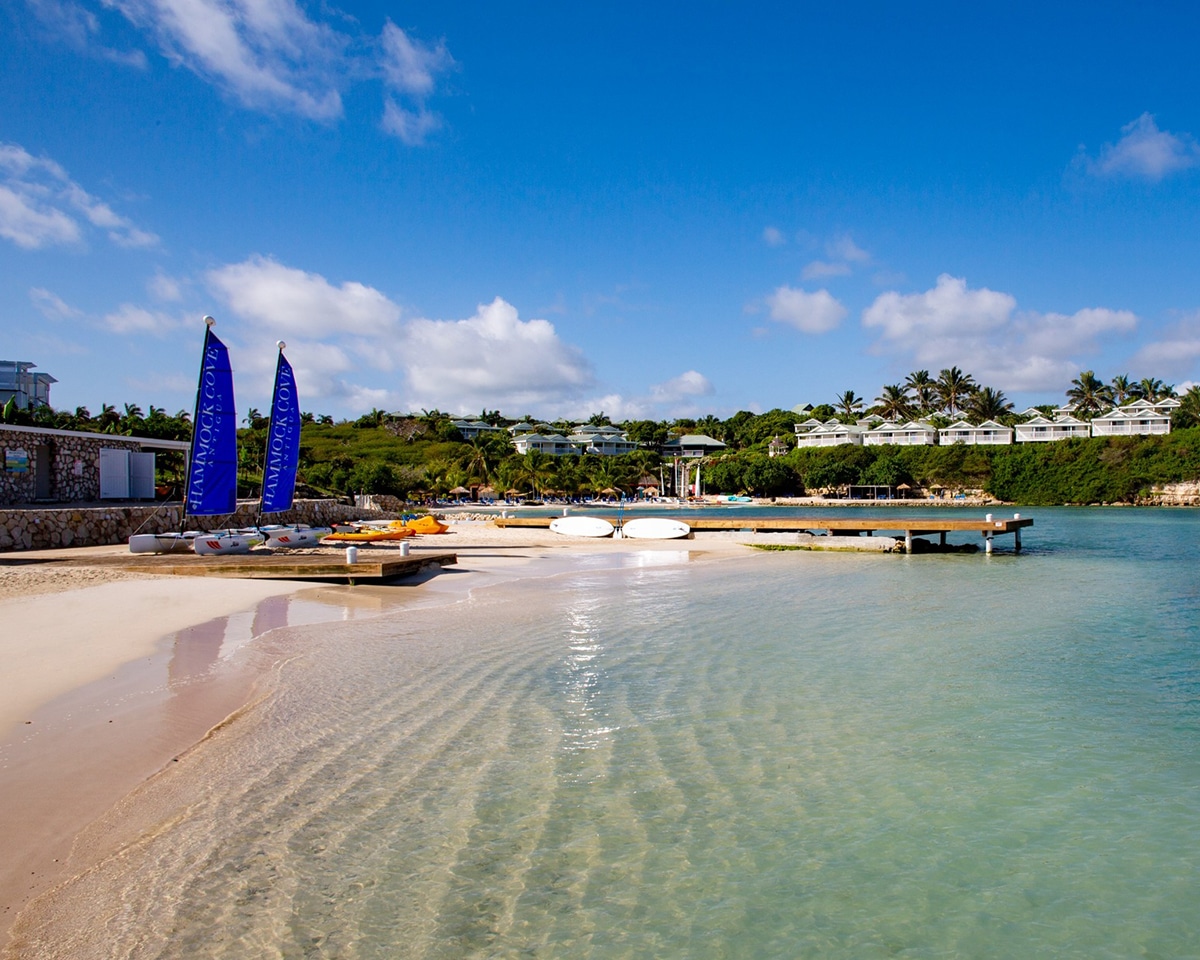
[862,274,1016,339]
[26,0,147,66]
[827,234,870,263]
[1083,113,1200,181]
[862,274,1137,391]
[147,271,183,301]
[766,286,847,334]
[29,287,81,320]
[380,21,451,97]
[762,226,785,247]
[1129,313,1200,377]
[107,0,346,120]
[102,303,183,335]
[0,142,158,249]
[649,370,714,403]
[401,297,594,412]
[799,234,869,281]
[206,255,402,340]
[379,22,453,143]
[800,260,851,280]
[381,100,442,145]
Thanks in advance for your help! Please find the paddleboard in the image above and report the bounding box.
[620,517,692,540]
[549,516,615,538]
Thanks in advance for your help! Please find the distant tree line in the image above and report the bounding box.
[8,366,1200,503]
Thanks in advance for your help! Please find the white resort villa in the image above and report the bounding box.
[793,397,1181,448]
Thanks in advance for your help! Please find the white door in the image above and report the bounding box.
[130,451,156,499]
[99,447,129,499]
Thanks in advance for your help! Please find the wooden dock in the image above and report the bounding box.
[114,551,458,582]
[494,514,1033,553]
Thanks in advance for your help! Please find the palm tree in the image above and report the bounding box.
[835,390,864,418]
[965,386,1013,422]
[1110,374,1136,405]
[935,367,977,415]
[515,450,555,497]
[1136,377,1166,402]
[588,458,634,497]
[873,384,913,422]
[904,370,937,414]
[1066,370,1114,417]
[1173,385,1200,428]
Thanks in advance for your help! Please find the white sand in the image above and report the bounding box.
[0,577,323,727]
[0,521,768,948]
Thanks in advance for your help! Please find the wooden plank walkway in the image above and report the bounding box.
[114,552,457,582]
[494,514,1033,553]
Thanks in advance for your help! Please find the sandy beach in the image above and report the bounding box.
[0,521,758,953]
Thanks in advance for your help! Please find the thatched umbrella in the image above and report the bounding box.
[449,485,471,496]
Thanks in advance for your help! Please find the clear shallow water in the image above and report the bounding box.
[16,509,1200,958]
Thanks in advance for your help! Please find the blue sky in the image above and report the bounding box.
[4,2,1200,421]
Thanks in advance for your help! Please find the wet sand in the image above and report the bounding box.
[0,522,755,951]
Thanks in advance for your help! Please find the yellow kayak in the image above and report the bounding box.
[325,528,415,542]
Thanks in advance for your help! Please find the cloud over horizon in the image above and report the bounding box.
[862,274,1138,390]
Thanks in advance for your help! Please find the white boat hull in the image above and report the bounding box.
[128,533,194,554]
[193,533,264,555]
[264,528,331,548]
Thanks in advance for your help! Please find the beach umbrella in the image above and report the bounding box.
[449,485,471,495]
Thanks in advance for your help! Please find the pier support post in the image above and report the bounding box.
[939,532,946,548]
[905,531,913,554]
[985,531,994,554]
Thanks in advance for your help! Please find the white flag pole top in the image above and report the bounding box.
[277,340,286,351]
[204,315,215,326]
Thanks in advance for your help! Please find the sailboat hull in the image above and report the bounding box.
[264,528,331,548]
[128,533,195,554]
[193,533,264,555]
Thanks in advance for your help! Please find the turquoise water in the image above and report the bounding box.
[18,509,1200,957]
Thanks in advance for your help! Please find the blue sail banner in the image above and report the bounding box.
[186,327,238,516]
[260,350,300,514]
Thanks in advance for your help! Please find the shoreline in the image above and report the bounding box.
[0,525,760,951]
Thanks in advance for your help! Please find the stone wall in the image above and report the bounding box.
[0,499,396,552]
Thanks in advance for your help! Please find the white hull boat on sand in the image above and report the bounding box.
[192,532,264,555]
[128,532,198,554]
[263,526,331,548]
